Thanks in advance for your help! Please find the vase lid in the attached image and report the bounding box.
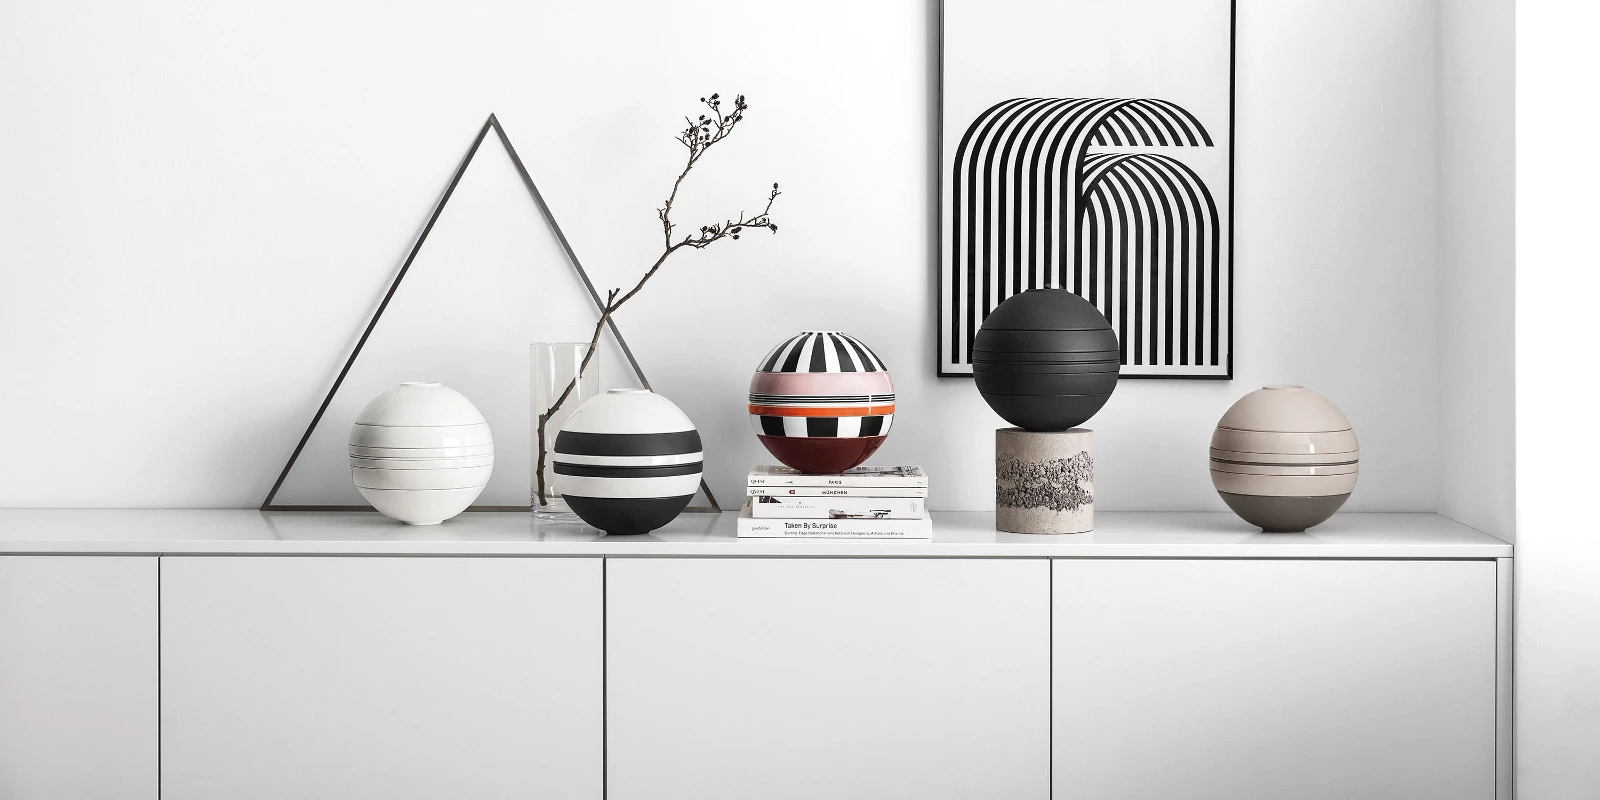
[756,331,888,374]
[1218,386,1353,433]
[562,387,696,435]
[354,382,486,427]
[980,288,1114,332]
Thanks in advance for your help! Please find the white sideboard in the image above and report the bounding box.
[1054,558,1497,799]
[159,556,602,800]
[0,557,158,800]
[0,510,1512,800]
[608,557,1051,800]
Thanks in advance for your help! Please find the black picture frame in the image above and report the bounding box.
[936,0,1236,380]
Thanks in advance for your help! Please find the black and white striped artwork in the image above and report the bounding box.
[940,0,1234,378]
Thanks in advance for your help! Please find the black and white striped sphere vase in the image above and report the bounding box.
[749,331,894,474]
[553,389,703,535]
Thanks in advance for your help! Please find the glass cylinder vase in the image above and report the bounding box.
[532,342,600,520]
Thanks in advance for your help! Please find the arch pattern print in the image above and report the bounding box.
[946,98,1214,368]
[1079,153,1222,369]
[939,0,1235,379]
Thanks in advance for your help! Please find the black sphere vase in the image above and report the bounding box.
[973,289,1120,431]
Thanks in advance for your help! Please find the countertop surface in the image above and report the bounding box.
[0,509,1511,558]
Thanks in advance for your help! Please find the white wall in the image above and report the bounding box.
[1438,0,1515,542]
[0,0,1442,510]
[1515,1,1600,795]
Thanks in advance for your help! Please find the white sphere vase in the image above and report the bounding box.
[348,382,493,525]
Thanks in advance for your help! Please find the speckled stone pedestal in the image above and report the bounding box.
[995,427,1094,534]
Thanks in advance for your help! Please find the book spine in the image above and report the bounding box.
[747,476,929,488]
[747,486,928,498]
[750,496,926,519]
[736,517,933,539]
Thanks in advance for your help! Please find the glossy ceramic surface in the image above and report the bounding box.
[749,331,894,474]
[1217,492,1352,533]
[1207,460,1360,477]
[348,454,496,470]
[348,384,495,525]
[351,465,494,491]
[553,389,703,535]
[1209,467,1357,497]
[1217,385,1354,433]
[1208,427,1360,457]
[1208,448,1360,466]
[1209,386,1360,532]
[354,485,486,526]
[353,382,488,427]
[560,388,696,435]
[754,435,889,476]
[348,443,496,459]
[349,423,494,450]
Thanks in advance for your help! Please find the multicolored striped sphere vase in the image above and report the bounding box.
[749,331,894,474]
[553,389,702,535]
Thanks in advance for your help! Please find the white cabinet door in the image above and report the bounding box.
[160,557,602,800]
[1053,559,1496,800]
[606,558,1050,800]
[0,556,158,800]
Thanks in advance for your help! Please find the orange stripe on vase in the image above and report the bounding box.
[746,405,896,417]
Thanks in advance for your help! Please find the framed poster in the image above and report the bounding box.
[939,0,1234,378]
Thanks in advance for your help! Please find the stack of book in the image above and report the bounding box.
[737,465,931,539]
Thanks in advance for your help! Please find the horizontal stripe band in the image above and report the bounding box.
[1209,448,1359,462]
[1210,458,1359,468]
[967,391,1110,399]
[349,455,495,470]
[549,451,703,467]
[1209,462,1360,477]
[552,429,702,457]
[748,394,895,402]
[748,405,895,417]
[750,414,893,438]
[1215,425,1354,434]
[553,462,704,478]
[749,371,894,396]
[553,472,703,498]
[351,422,490,430]
[1208,470,1357,497]
[746,400,893,407]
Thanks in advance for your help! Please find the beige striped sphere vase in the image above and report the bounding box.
[1210,386,1359,532]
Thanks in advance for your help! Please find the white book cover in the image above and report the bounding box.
[750,494,926,520]
[737,505,933,539]
[747,485,928,498]
[746,464,929,488]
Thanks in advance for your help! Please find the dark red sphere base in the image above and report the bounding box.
[757,435,886,474]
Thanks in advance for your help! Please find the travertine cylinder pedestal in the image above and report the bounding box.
[995,427,1094,534]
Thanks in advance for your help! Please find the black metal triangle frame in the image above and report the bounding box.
[262,114,722,513]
